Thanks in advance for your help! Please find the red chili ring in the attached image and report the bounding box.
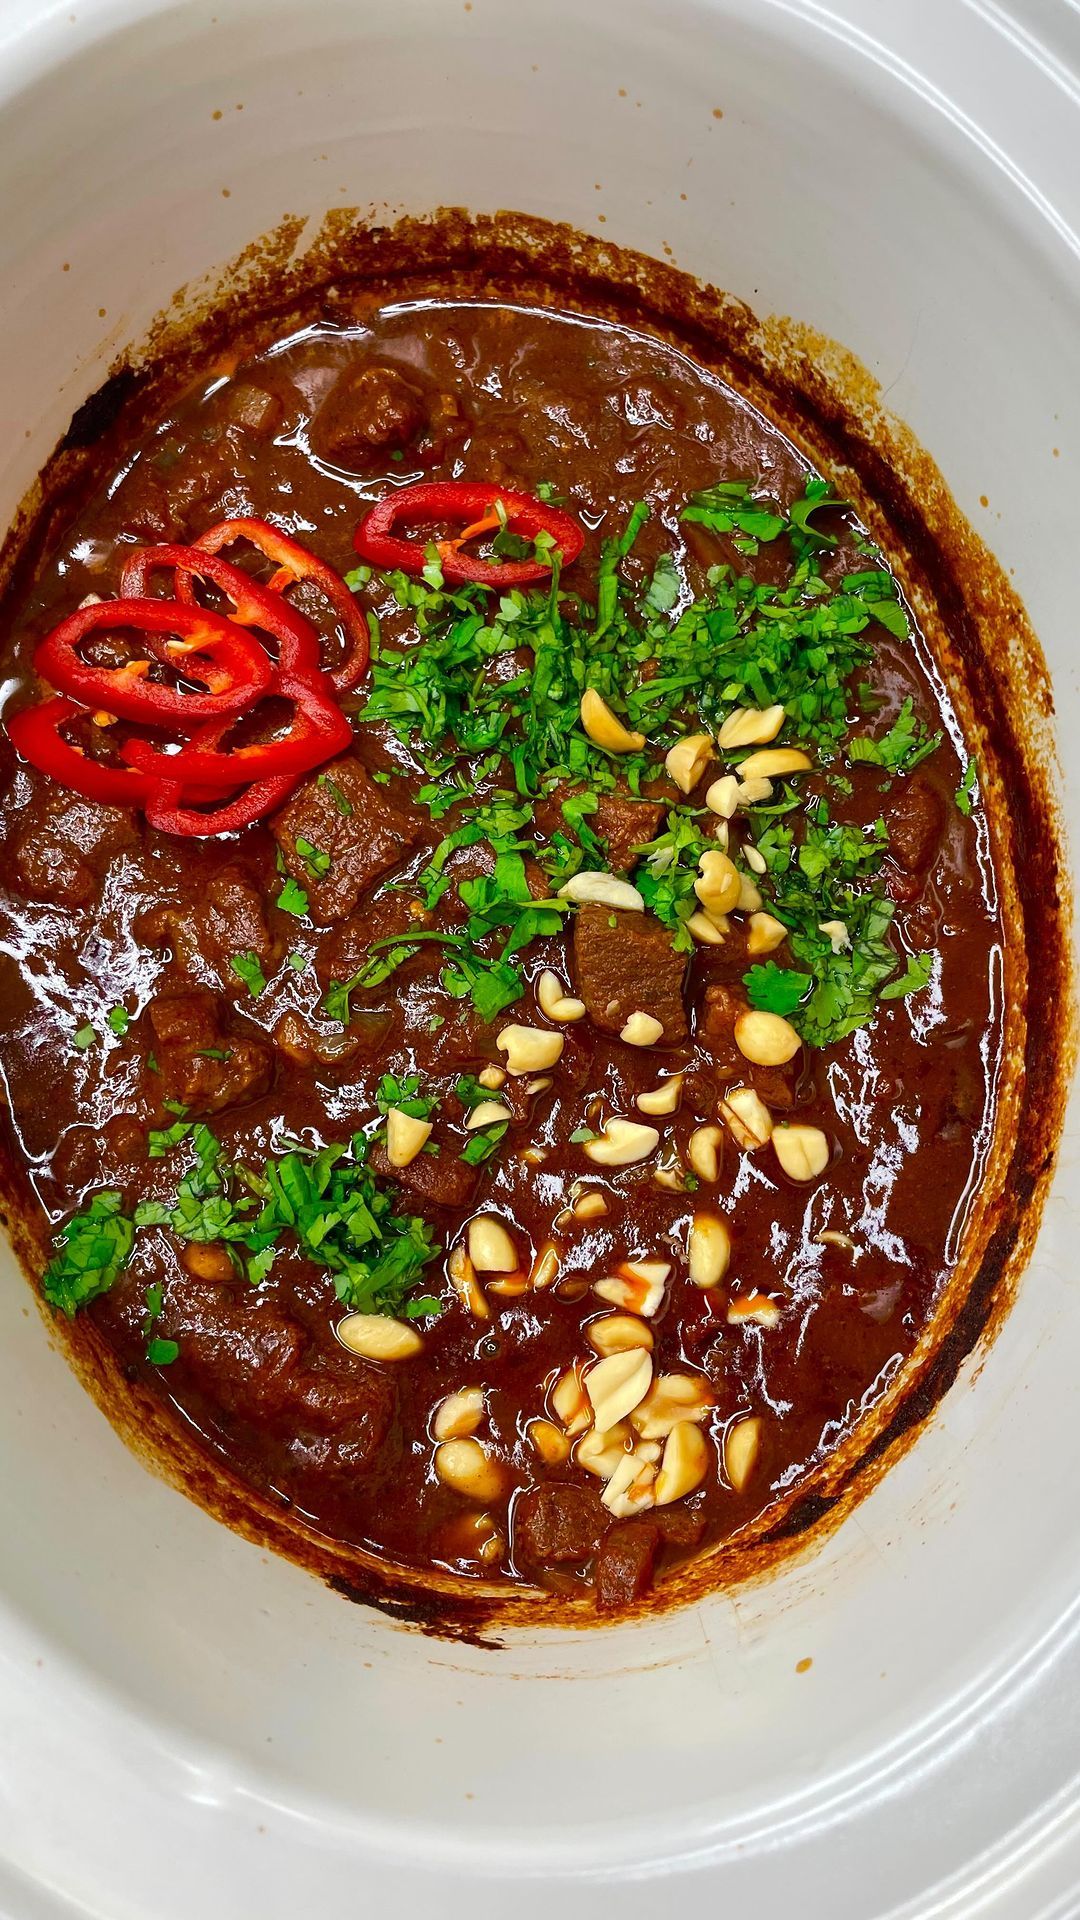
[34,598,273,729]
[182,517,370,693]
[121,542,323,681]
[352,480,584,587]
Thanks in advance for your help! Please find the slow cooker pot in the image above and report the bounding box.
[0,2,1078,1915]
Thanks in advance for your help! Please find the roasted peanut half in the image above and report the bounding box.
[620,1010,664,1047]
[655,1420,710,1505]
[529,1240,560,1290]
[705,773,740,819]
[688,1213,732,1289]
[496,1023,565,1075]
[551,1364,592,1435]
[631,1371,715,1440]
[772,1124,830,1182]
[583,1117,661,1166]
[738,746,812,779]
[746,911,788,956]
[688,1123,723,1182]
[586,1348,654,1432]
[468,1216,518,1272]
[385,1107,433,1168]
[593,1257,670,1317]
[727,1292,781,1328]
[576,1420,633,1480]
[718,703,785,750]
[558,869,645,911]
[537,969,587,1022]
[478,1063,507,1090]
[721,1086,774,1150]
[587,1313,655,1356]
[580,687,646,753]
[336,1313,423,1361]
[686,909,727,946]
[734,1009,801,1066]
[724,1415,763,1493]
[636,1075,683,1115]
[448,1242,489,1320]
[601,1446,658,1518]
[434,1438,507,1504]
[695,847,741,915]
[432,1386,485,1440]
[528,1418,572,1466]
[665,732,713,794]
[466,1099,512,1129]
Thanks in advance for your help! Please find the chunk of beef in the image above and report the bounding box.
[594,1520,661,1612]
[534,782,664,875]
[697,983,747,1077]
[217,381,284,438]
[314,890,432,993]
[369,1137,480,1212]
[311,363,426,464]
[4,784,139,908]
[653,1505,707,1550]
[514,1482,609,1567]
[271,757,421,923]
[147,990,273,1115]
[887,773,946,893]
[172,1281,395,1466]
[137,865,279,993]
[572,906,688,1044]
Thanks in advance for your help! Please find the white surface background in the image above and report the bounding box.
[0,1,1078,1914]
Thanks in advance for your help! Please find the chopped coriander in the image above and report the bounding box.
[107,1005,130,1037]
[149,1117,194,1158]
[276,876,309,917]
[375,1072,437,1120]
[287,951,308,972]
[72,1023,96,1051]
[146,1336,179,1367]
[42,1191,133,1317]
[743,962,811,1017]
[569,1125,599,1144]
[294,835,331,878]
[956,757,978,816]
[879,951,935,1000]
[147,1051,160,1074]
[230,950,267,998]
[196,1046,233,1063]
[317,771,353,817]
[461,1123,509,1164]
[848,697,942,773]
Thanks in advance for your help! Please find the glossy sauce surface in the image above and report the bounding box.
[0,299,1002,1610]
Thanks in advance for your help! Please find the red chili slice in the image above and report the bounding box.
[180,518,370,693]
[6,696,162,808]
[143,711,301,837]
[34,598,273,729]
[120,671,351,787]
[120,543,323,680]
[352,481,584,587]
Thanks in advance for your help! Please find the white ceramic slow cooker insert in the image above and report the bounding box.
[0,2,1078,1915]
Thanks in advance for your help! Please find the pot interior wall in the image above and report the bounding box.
[0,3,1077,1917]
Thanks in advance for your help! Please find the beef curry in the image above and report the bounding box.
[0,293,1001,1615]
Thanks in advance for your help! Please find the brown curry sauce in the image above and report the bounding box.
[0,213,1067,1631]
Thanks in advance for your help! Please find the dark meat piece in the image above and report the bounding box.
[218,382,283,438]
[271,757,422,923]
[572,906,688,1044]
[594,1520,661,1611]
[514,1481,609,1566]
[3,783,139,909]
[147,990,274,1115]
[314,889,433,992]
[172,1281,395,1465]
[887,774,946,878]
[311,363,426,464]
[138,865,279,993]
[112,458,174,538]
[369,1138,480,1212]
[654,1505,707,1549]
[534,782,664,875]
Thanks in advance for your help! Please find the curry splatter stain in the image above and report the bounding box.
[796,1656,813,1674]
